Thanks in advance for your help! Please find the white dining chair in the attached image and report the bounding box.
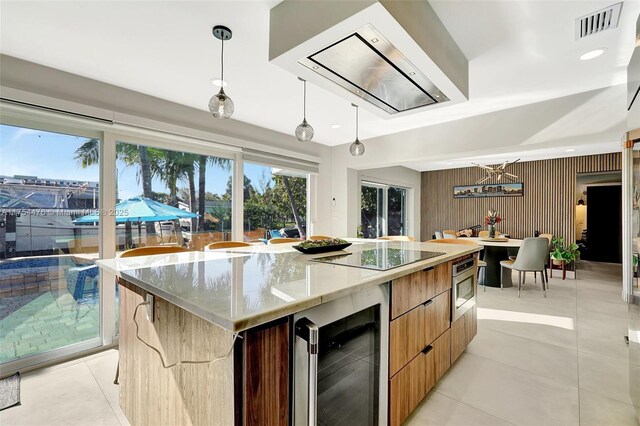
[500,237,549,297]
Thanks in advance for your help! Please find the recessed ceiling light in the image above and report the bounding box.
[580,48,605,61]
[565,148,576,152]
[408,71,416,76]
[331,124,341,129]
[312,65,319,70]
[356,90,361,94]
[371,38,379,43]
[446,162,453,165]
[210,78,227,87]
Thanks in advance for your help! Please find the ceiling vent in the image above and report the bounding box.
[575,2,622,40]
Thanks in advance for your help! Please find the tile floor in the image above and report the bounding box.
[407,262,638,426]
[1,262,638,425]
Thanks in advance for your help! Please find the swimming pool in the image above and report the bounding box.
[0,255,98,301]
[0,255,88,270]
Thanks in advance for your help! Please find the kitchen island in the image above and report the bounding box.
[97,239,480,426]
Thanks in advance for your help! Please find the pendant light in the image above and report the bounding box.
[349,103,365,156]
[209,25,234,119]
[295,77,314,142]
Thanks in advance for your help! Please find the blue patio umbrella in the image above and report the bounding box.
[73,196,198,223]
[73,196,199,242]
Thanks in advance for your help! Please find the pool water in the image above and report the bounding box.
[0,256,91,270]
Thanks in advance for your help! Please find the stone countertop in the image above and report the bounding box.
[97,240,479,332]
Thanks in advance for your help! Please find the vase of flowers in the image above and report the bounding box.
[484,209,501,238]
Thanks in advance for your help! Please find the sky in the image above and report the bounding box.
[0,124,273,201]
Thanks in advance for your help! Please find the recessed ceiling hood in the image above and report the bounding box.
[269,1,468,118]
[299,24,448,115]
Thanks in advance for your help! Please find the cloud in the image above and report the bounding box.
[10,128,41,143]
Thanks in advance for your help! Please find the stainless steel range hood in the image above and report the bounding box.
[298,24,448,115]
[270,1,468,118]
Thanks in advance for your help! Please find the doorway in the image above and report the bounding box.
[576,171,622,263]
[586,185,622,263]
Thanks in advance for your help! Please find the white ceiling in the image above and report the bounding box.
[0,0,638,168]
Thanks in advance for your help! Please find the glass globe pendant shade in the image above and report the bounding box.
[209,88,234,119]
[349,138,365,156]
[295,118,314,142]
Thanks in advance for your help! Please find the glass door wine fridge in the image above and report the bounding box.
[293,285,389,426]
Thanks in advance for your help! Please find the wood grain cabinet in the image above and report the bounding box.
[389,290,450,376]
[451,305,477,364]
[389,330,451,426]
[390,262,451,319]
[388,259,454,426]
[388,256,478,425]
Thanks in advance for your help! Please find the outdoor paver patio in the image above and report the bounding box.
[0,290,100,363]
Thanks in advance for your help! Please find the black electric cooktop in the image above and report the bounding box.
[310,248,445,271]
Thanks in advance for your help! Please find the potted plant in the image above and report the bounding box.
[550,236,581,267]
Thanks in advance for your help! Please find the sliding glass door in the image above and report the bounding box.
[0,123,102,366]
[360,182,408,238]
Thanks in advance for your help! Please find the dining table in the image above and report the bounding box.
[465,237,523,288]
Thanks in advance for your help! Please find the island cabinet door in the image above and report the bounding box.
[389,329,451,426]
[389,290,450,376]
[241,317,290,426]
[390,262,451,319]
[451,305,477,364]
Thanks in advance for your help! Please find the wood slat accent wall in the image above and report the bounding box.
[421,153,621,242]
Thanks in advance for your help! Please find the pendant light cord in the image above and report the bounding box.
[220,38,225,84]
[355,104,359,140]
[303,80,307,119]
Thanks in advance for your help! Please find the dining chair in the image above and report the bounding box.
[376,236,416,241]
[434,231,444,239]
[269,229,284,239]
[428,239,487,290]
[500,237,549,297]
[514,233,552,285]
[119,245,191,258]
[115,245,192,384]
[204,241,251,250]
[442,229,457,239]
[268,237,300,244]
[309,235,334,241]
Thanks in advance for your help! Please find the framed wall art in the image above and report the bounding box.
[453,183,524,198]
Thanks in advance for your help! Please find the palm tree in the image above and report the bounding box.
[75,139,159,235]
[74,138,100,168]
[153,150,186,207]
[74,140,157,202]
